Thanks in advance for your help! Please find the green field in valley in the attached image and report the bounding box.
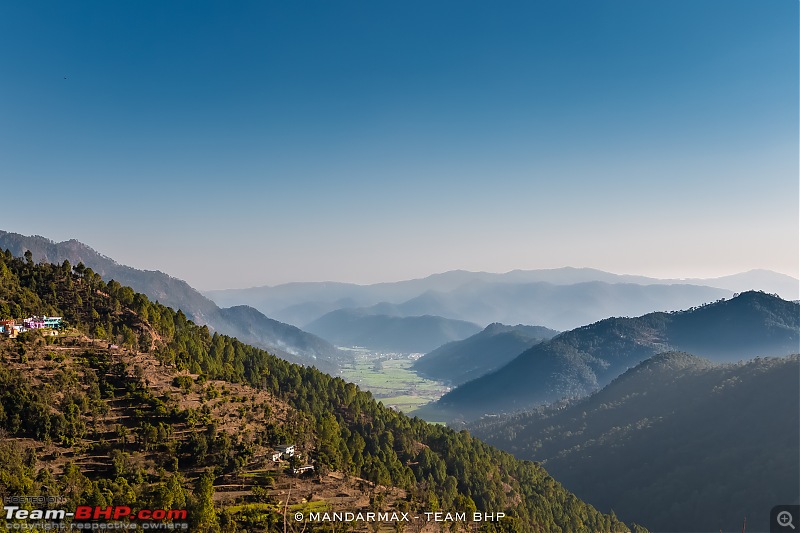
[337,349,450,414]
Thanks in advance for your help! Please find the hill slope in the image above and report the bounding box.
[0,249,634,532]
[470,352,800,532]
[432,292,800,419]
[413,323,559,385]
[305,309,482,352]
[0,230,347,372]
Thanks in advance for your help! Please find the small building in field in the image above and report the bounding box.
[271,451,282,462]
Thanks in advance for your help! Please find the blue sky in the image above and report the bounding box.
[1,1,797,289]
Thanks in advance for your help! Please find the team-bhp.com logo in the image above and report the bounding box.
[4,505,189,530]
[72,507,187,522]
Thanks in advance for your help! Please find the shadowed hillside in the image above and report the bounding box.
[413,323,559,385]
[470,352,800,532]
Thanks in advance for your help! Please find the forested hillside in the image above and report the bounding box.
[0,231,347,372]
[470,352,800,532]
[0,250,636,532]
[413,323,558,385]
[433,292,799,420]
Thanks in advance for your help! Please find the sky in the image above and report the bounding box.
[1,1,797,290]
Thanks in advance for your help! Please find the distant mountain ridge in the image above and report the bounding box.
[469,352,800,532]
[304,309,482,353]
[226,280,736,331]
[0,232,221,324]
[206,267,798,329]
[430,291,800,420]
[413,323,559,385]
[0,230,348,372]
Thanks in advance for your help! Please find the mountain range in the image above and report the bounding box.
[0,230,348,372]
[469,352,800,532]
[412,323,559,385]
[304,309,482,352]
[205,268,798,331]
[427,291,800,420]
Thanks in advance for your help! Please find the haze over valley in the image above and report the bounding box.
[204,269,799,331]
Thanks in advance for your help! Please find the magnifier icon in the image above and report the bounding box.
[778,511,796,530]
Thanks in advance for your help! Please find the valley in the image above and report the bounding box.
[336,347,451,415]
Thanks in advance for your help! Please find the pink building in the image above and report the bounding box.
[24,317,45,329]
[22,316,62,329]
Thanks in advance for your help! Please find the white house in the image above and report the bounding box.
[292,465,314,475]
[276,444,295,458]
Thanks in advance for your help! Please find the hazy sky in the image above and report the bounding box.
[1,1,797,289]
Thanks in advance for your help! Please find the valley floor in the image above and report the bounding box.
[336,347,450,415]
